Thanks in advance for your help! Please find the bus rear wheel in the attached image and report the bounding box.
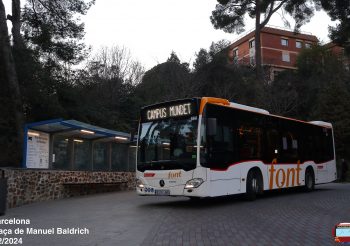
[246,170,261,201]
[304,168,315,192]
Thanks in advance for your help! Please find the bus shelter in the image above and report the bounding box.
[23,119,136,172]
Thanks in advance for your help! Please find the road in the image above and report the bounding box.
[2,183,350,246]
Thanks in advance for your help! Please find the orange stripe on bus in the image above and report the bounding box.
[199,97,230,115]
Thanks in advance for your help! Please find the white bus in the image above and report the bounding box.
[136,97,336,200]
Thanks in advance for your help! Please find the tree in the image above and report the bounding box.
[1,0,94,166]
[193,51,265,106]
[136,52,192,106]
[0,0,24,165]
[9,0,95,64]
[7,0,24,49]
[319,0,350,54]
[193,40,231,72]
[208,39,230,59]
[13,0,94,134]
[167,51,181,64]
[312,81,350,159]
[262,71,300,116]
[72,46,144,131]
[276,44,350,161]
[193,48,211,72]
[86,46,144,85]
[210,0,317,78]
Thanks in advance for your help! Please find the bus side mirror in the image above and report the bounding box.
[207,118,217,136]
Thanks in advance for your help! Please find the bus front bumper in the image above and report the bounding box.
[136,180,207,197]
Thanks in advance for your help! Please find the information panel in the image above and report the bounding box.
[26,130,50,169]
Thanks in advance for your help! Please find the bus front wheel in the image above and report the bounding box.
[246,170,261,201]
[304,168,315,192]
[189,197,201,202]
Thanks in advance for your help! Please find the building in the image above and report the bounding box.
[228,26,318,78]
[324,42,350,69]
[325,42,345,56]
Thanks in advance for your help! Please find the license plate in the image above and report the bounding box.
[155,189,170,196]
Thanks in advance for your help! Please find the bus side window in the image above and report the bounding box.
[302,135,314,162]
[280,131,299,163]
[204,104,237,168]
[313,134,323,163]
[210,123,235,166]
[237,126,262,161]
[266,129,279,162]
[326,129,334,160]
[314,128,334,163]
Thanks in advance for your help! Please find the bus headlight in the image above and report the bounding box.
[136,179,145,188]
[185,178,204,189]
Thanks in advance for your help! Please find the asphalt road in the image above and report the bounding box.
[1,183,350,246]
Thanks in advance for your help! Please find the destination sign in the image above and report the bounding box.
[141,100,198,122]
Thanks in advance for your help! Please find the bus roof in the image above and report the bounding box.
[309,121,333,128]
[199,97,333,129]
[229,102,270,115]
[140,97,333,129]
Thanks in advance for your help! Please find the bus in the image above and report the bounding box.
[333,223,350,243]
[136,97,336,200]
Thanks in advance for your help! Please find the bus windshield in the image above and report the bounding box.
[137,117,198,171]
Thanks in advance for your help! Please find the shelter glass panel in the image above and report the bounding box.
[93,142,110,171]
[52,136,71,170]
[128,146,137,172]
[111,143,129,171]
[73,140,91,170]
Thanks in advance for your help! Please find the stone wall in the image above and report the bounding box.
[1,168,135,208]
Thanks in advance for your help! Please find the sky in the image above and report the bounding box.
[4,0,338,69]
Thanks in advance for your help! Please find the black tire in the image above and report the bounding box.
[304,168,315,192]
[246,170,260,201]
[189,197,201,202]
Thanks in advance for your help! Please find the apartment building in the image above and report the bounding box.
[325,42,345,55]
[228,26,319,77]
[325,42,349,69]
